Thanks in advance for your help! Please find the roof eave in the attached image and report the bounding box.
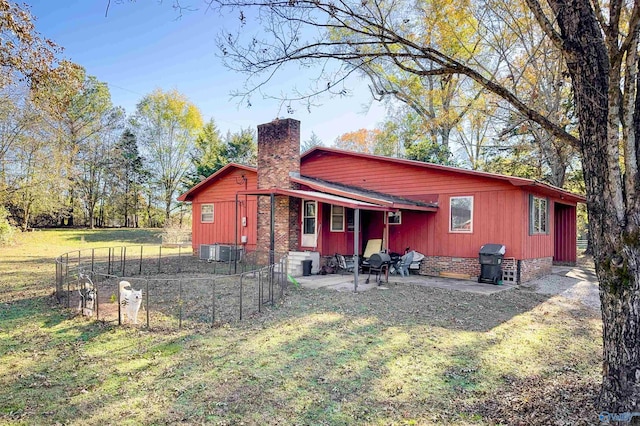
[238,188,392,211]
[177,163,257,202]
[510,180,586,203]
[290,176,394,207]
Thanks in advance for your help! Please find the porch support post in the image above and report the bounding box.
[270,193,275,266]
[353,208,360,292]
[384,212,390,252]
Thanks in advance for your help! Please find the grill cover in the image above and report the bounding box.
[368,252,391,269]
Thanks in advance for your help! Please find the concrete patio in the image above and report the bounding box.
[295,271,516,295]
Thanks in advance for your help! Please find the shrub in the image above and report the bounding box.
[0,207,16,245]
[161,216,192,246]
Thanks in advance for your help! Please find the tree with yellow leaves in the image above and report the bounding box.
[131,89,203,221]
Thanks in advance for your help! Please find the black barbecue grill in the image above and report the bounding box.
[365,252,391,284]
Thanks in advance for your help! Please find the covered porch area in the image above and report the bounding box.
[238,182,437,292]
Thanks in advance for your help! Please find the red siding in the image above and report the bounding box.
[301,153,516,197]
[194,168,257,201]
[320,204,350,255]
[302,153,529,259]
[427,189,525,259]
[310,190,525,260]
[520,191,567,260]
[189,168,258,253]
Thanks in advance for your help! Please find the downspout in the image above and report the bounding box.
[234,193,239,274]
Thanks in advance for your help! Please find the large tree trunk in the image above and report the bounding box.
[549,0,640,416]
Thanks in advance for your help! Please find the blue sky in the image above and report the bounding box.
[26,0,386,144]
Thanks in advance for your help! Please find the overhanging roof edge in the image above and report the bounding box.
[237,188,393,211]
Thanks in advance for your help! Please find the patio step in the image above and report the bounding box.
[287,251,320,276]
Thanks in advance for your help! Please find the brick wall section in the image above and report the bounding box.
[418,255,552,283]
[256,119,301,255]
[519,257,553,282]
[419,256,481,278]
[288,197,300,250]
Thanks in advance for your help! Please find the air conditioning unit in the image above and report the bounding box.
[200,244,244,262]
[199,244,215,261]
[217,244,244,262]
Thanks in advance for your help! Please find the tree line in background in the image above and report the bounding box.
[0,74,258,231]
[0,0,585,236]
[0,1,258,232]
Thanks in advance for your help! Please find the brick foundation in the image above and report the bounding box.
[419,256,481,278]
[418,255,553,284]
[519,257,553,282]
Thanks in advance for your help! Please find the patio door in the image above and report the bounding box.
[302,200,317,247]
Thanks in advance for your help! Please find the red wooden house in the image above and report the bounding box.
[178,118,584,283]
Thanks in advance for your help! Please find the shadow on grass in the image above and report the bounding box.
[0,263,603,425]
[1,295,73,332]
[144,289,601,425]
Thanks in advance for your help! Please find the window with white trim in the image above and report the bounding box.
[449,196,473,233]
[330,205,345,232]
[530,196,548,234]
[201,204,214,223]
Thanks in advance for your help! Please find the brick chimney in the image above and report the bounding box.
[256,119,301,257]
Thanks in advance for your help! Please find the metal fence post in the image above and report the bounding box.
[65,253,70,308]
[258,269,262,313]
[119,247,124,275]
[211,278,216,326]
[146,279,150,329]
[178,279,183,328]
[239,273,244,321]
[108,247,112,275]
[123,246,127,277]
[117,276,122,326]
[139,245,143,275]
[95,274,99,320]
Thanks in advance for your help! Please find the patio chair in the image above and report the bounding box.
[409,251,425,271]
[390,251,424,275]
[335,253,356,273]
[396,250,414,277]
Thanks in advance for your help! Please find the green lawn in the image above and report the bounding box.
[0,229,602,425]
